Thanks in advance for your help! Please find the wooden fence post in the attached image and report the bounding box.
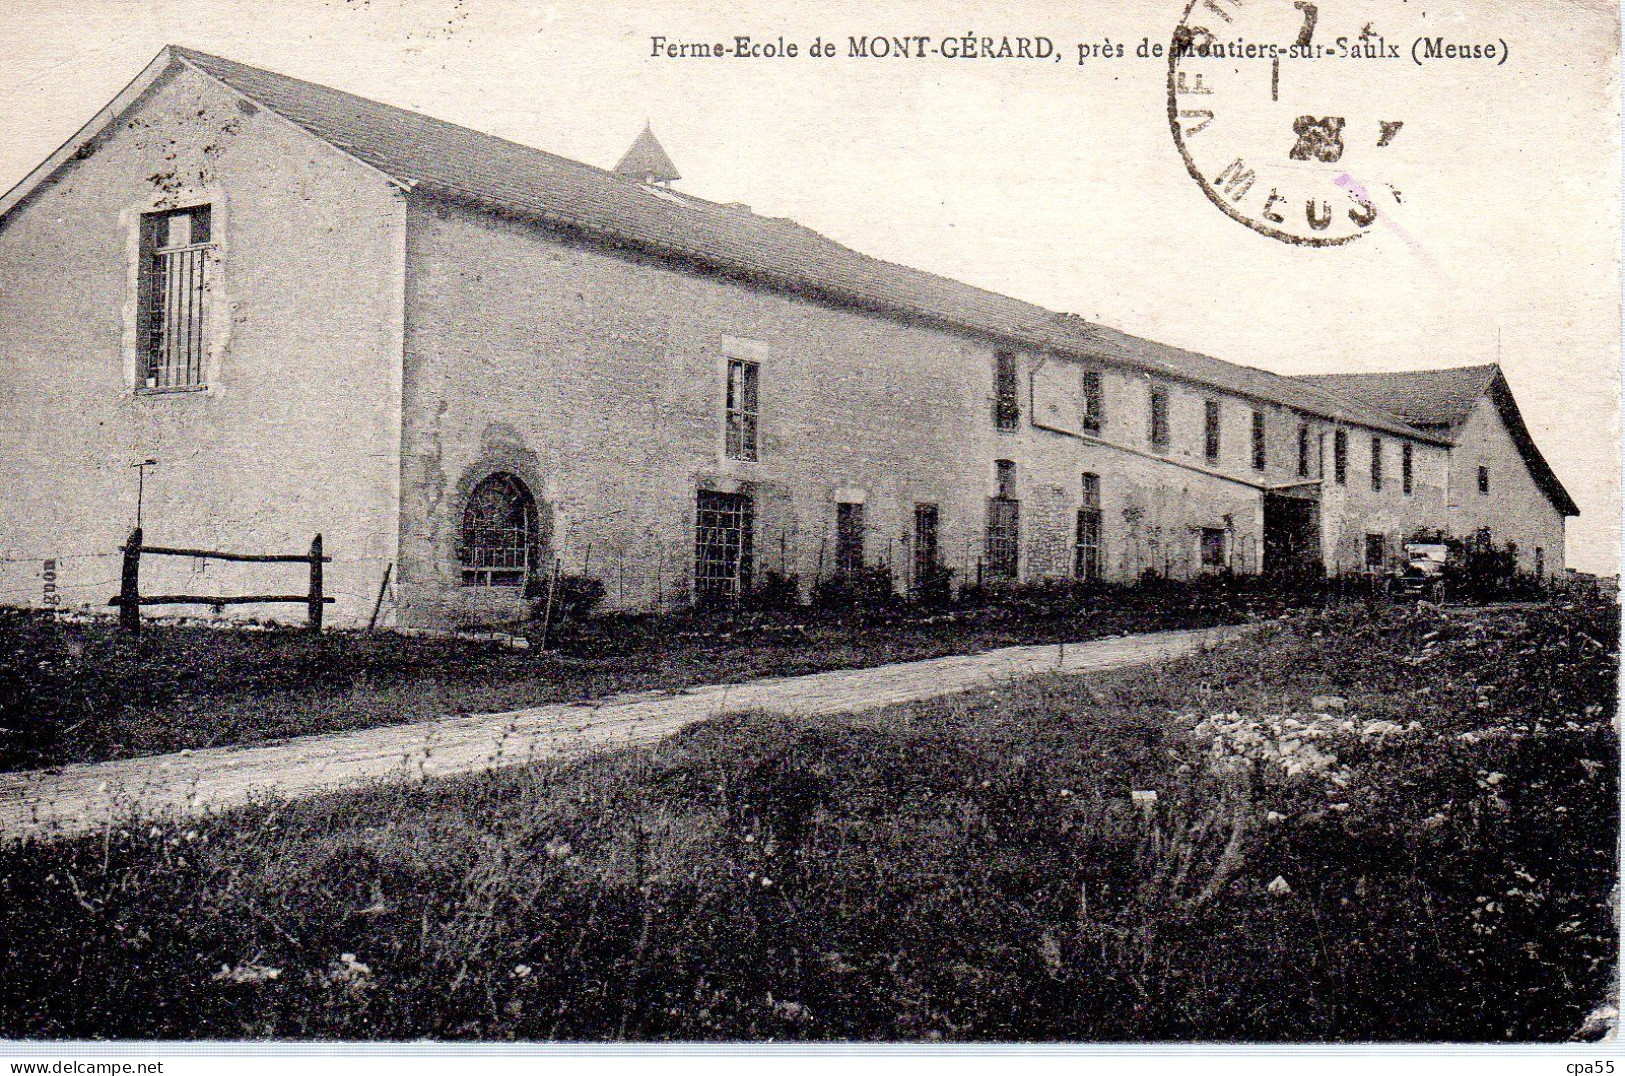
[538,557,561,652]
[308,534,324,635]
[367,562,393,632]
[119,526,143,634]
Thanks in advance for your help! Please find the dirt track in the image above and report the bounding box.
[0,624,1248,843]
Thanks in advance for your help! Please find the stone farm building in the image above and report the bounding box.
[0,47,1578,628]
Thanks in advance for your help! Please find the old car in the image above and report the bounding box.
[1387,542,1449,602]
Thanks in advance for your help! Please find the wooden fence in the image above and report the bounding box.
[109,527,333,634]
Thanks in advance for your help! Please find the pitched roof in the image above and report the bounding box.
[1296,365,1500,431]
[614,124,680,184]
[1299,365,1578,516]
[0,45,1443,443]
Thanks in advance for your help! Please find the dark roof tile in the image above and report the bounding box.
[1298,365,1577,516]
[162,47,1441,441]
[1296,365,1499,429]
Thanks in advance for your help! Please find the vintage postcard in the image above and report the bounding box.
[0,0,1617,1061]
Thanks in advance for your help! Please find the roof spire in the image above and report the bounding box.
[614,123,680,186]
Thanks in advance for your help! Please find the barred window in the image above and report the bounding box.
[695,489,754,605]
[1081,370,1104,432]
[986,460,1020,580]
[1402,441,1414,495]
[1334,429,1348,485]
[725,359,759,461]
[1204,400,1221,462]
[995,458,1017,500]
[460,473,536,587]
[913,504,940,590]
[1200,527,1226,569]
[1149,387,1169,448]
[1251,411,1267,471]
[1077,472,1102,581]
[836,501,865,575]
[994,350,1020,430]
[138,205,212,390]
[1365,533,1386,571]
[1371,436,1384,491]
[986,496,1020,581]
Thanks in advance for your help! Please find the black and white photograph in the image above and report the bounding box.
[0,0,1618,1061]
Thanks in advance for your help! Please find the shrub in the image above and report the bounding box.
[531,574,607,624]
[811,566,898,610]
[743,571,802,612]
[912,563,955,606]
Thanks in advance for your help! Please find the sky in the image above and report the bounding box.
[0,0,1618,573]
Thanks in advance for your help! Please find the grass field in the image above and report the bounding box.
[0,580,1264,772]
[0,595,1615,1041]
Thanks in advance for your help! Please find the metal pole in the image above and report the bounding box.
[132,458,157,529]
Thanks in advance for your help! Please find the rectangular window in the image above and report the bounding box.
[986,497,1020,581]
[1365,533,1386,571]
[1370,436,1383,491]
[1251,411,1267,471]
[995,458,1017,500]
[138,204,212,390]
[987,460,1019,581]
[1081,370,1104,433]
[1402,441,1414,495]
[835,501,865,575]
[1149,387,1169,448]
[695,489,754,605]
[724,359,759,461]
[994,350,1020,430]
[913,504,940,590]
[1080,471,1100,510]
[1203,400,1221,462]
[1334,429,1348,485]
[1297,423,1311,478]
[1076,472,1102,580]
[1200,527,1226,569]
[1478,465,1490,495]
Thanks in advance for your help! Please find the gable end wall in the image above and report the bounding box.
[0,64,405,624]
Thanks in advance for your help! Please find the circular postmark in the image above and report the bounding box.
[1167,0,1405,246]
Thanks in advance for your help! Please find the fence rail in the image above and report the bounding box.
[133,545,317,564]
[108,527,332,634]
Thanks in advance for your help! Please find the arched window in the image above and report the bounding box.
[460,473,536,587]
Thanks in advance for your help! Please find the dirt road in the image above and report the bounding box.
[0,624,1247,843]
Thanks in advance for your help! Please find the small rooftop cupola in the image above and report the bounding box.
[614,123,681,186]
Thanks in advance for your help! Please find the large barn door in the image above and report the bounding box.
[1263,492,1321,577]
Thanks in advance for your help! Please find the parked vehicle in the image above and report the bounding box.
[1388,542,1449,602]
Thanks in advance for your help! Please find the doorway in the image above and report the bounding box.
[1262,491,1321,577]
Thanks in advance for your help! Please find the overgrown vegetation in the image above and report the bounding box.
[0,575,1289,772]
[0,597,1615,1041]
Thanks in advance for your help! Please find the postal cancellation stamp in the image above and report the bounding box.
[1168,0,1419,245]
